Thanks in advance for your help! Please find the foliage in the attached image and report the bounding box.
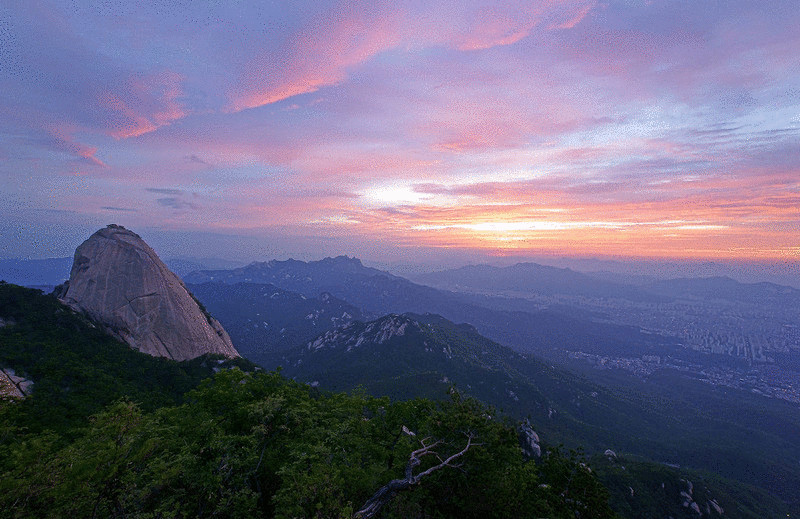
[0,285,616,516]
[590,453,790,519]
[0,283,254,434]
[12,282,792,518]
[278,310,800,515]
[0,368,617,518]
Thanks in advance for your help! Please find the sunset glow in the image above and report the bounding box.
[1,0,798,263]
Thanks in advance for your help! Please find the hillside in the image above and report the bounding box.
[0,283,618,518]
[1,282,795,517]
[187,281,366,367]
[0,282,252,433]
[184,257,678,363]
[279,312,800,515]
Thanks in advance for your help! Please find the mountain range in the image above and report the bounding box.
[3,230,800,516]
[184,257,681,363]
[182,256,800,512]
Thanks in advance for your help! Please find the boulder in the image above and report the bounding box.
[58,225,239,361]
[0,369,25,399]
[519,419,541,458]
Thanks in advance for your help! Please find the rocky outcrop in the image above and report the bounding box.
[307,315,421,352]
[58,225,239,361]
[0,368,32,398]
[519,419,541,458]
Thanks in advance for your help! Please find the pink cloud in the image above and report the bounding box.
[226,0,599,112]
[43,127,107,169]
[455,1,595,50]
[227,4,404,112]
[453,8,537,51]
[551,4,592,30]
[100,71,188,138]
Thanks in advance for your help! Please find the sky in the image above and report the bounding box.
[1,0,799,267]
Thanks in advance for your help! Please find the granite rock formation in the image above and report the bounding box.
[58,225,239,361]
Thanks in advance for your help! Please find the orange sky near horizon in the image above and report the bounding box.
[1,1,798,264]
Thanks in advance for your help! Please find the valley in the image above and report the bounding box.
[411,264,800,406]
[180,256,800,514]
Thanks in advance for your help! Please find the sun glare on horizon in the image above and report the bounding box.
[1,1,798,263]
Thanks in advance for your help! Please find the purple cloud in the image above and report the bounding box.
[1,0,798,262]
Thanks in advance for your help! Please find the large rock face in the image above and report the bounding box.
[58,225,239,361]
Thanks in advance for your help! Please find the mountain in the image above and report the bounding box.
[181,256,800,511]
[283,313,553,407]
[1,281,794,517]
[164,257,246,277]
[184,255,399,292]
[646,276,800,306]
[0,283,621,519]
[56,225,239,361]
[280,312,800,514]
[184,257,676,362]
[0,282,253,432]
[187,281,366,367]
[411,263,665,302]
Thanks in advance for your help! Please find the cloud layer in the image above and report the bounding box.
[1,0,798,261]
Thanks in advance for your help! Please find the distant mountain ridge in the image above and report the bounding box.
[408,262,800,368]
[184,256,673,362]
[646,275,800,306]
[412,263,665,302]
[185,255,399,291]
[413,263,800,306]
[0,257,72,287]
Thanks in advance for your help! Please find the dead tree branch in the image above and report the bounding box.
[354,432,475,519]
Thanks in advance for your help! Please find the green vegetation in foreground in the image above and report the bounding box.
[0,368,616,518]
[0,283,791,518]
[279,313,797,516]
[0,282,254,434]
[591,453,791,519]
[0,283,615,517]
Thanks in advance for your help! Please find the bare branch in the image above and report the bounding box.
[355,431,476,519]
[411,435,472,483]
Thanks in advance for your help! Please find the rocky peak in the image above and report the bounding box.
[58,225,239,361]
[307,314,422,352]
[320,255,364,268]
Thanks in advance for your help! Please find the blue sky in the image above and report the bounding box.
[1,0,798,264]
